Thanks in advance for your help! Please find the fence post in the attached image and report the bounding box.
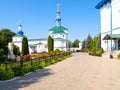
[20,56,23,67]
[30,59,32,66]
[5,62,8,71]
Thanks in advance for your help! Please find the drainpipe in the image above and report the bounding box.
[110,1,113,58]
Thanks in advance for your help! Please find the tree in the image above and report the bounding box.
[22,37,29,55]
[13,44,20,56]
[0,29,16,55]
[82,39,86,49]
[90,36,98,54]
[71,39,80,48]
[85,34,92,49]
[47,35,54,52]
[97,33,101,48]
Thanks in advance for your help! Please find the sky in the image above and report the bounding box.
[0,0,101,42]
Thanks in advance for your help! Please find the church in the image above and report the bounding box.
[96,0,120,57]
[8,4,70,58]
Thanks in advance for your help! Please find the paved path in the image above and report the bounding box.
[1,53,120,90]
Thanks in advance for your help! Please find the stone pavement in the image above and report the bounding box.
[0,53,120,90]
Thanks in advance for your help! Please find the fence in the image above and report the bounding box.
[0,51,71,72]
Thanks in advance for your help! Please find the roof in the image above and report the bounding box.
[28,38,47,41]
[54,38,69,41]
[96,0,111,9]
[13,34,24,37]
[103,34,120,40]
[49,26,68,34]
[29,44,37,47]
[29,42,43,47]
[17,30,24,35]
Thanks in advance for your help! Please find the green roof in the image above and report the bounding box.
[28,38,47,41]
[54,38,69,41]
[49,26,68,34]
[29,42,43,47]
[29,44,37,47]
[103,34,120,40]
[13,34,24,37]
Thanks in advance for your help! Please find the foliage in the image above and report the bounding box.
[47,35,54,53]
[13,66,30,76]
[22,37,29,56]
[117,53,120,59]
[30,65,39,72]
[55,48,60,55]
[96,48,104,56]
[0,48,5,56]
[82,39,86,49]
[90,35,104,56]
[85,34,92,49]
[90,38,97,54]
[71,39,80,48]
[0,68,14,80]
[0,29,16,55]
[97,33,101,48]
[0,51,71,80]
[13,44,20,56]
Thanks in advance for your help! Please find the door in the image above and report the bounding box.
[118,40,120,50]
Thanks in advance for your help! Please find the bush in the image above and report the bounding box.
[13,66,30,76]
[0,69,14,80]
[51,59,56,64]
[55,49,60,55]
[95,48,104,56]
[30,65,39,72]
[118,53,120,59]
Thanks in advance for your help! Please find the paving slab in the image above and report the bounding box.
[0,53,120,90]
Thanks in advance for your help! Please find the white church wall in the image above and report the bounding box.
[100,0,120,51]
[13,37,23,42]
[100,3,111,34]
[52,34,67,39]
[112,0,120,30]
[13,42,22,52]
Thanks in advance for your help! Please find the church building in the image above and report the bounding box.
[8,4,70,58]
[96,0,120,52]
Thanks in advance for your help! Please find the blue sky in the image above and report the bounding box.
[0,0,100,42]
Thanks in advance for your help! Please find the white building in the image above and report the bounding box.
[8,4,70,58]
[96,0,120,51]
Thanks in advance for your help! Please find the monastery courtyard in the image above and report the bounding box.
[0,53,120,90]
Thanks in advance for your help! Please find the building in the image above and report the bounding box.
[96,0,120,52]
[8,4,70,58]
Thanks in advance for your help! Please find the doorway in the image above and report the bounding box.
[118,40,120,50]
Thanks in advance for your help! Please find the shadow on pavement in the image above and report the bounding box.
[0,68,53,90]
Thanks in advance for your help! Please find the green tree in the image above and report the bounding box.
[82,39,86,49]
[0,29,16,55]
[47,35,54,52]
[97,33,101,48]
[13,44,20,56]
[71,39,80,48]
[22,37,29,55]
[90,36,98,54]
[85,34,92,49]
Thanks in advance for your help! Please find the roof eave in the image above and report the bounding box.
[95,0,111,9]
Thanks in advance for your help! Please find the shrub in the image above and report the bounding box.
[55,49,60,55]
[30,65,39,72]
[13,66,30,76]
[39,61,46,67]
[118,53,120,59]
[0,69,14,80]
[95,48,104,56]
[51,59,56,64]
